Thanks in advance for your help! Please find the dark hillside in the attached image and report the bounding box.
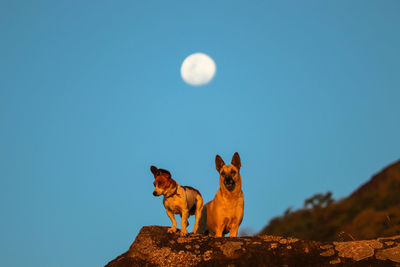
[259,160,400,241]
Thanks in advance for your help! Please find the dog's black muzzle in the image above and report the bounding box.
[224,176,236,192]
[153,191,159,196]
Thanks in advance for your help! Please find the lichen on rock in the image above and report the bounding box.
[219,241,243,257]
[375,244,400,263]
[333,240,382,261]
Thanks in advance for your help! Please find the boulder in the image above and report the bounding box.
[105,226,400,266]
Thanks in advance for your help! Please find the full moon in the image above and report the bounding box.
[180,53,216,86]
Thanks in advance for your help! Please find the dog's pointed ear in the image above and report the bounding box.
[231,152,241,170]
[150,166,158,177]
[215,155,225,173]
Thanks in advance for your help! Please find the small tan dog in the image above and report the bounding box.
[151,166,203,236]
[198,152,244,237]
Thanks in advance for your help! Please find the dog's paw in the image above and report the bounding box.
[167,227,177,234]
[180,229,188,236]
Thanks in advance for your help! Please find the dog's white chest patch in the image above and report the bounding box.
[164,196,185,214]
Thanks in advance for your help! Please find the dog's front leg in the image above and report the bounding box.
[180,210,189,236]
[166,209,177,233]
[215,225,224,237]
[229,224,239,237]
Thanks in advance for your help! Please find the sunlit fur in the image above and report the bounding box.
[198,152,244,237]
[151,166,203,236]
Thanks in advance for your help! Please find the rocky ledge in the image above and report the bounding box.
[105,226,400,266]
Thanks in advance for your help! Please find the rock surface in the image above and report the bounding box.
[105,226,400,266]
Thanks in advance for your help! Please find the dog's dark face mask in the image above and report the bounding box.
[219,166,240,192]
[223,175,236,191]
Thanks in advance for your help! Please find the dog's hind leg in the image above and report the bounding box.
[191,195,204,234]
[180,210,189,236]
[196,206,208,235]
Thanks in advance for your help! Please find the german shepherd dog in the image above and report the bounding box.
[198,152,244,237]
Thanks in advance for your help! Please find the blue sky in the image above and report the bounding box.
[1,1,399,266]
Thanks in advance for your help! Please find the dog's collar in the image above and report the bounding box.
[165,186,179,198]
